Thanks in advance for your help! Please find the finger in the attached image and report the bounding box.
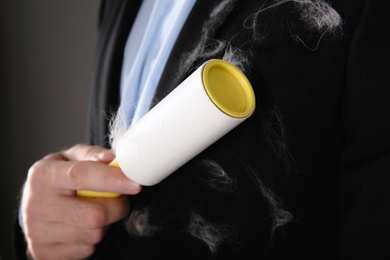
[43,145,113,163]
[32,157,141,195]
[28,241,95,260]
[62,161,141,194]
[26,219,106,245]
[62,144,115,163]
[27,194,130,229]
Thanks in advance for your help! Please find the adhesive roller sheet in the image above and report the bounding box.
[77,59,255,197]
[116,59,255,186]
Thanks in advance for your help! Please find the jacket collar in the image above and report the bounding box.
[152,0,239,104]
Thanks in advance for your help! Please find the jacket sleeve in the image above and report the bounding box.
[339,0,390,258]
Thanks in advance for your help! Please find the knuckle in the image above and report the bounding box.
[82,145,101,161]
[88,228,105,244]
[27,161,40,177]
[23,207,45,242]
[79,245,96,259]
[81,205,107,229]
[27,161,47,188]
[22,197,34,217]
[66,162,87,187]
[23,200,40,229]
[23,225,34,241]
[24,221,41,241]
[28,244,47,260]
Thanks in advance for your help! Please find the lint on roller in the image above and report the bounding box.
[77,59,255,197]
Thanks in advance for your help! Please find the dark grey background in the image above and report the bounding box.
[0,1,100,259]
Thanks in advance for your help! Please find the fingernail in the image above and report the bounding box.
[123,178,141,193]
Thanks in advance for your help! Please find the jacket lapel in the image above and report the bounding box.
[88,0,142,146]
[152,0,239,104]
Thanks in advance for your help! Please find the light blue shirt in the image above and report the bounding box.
[119,0,196,127]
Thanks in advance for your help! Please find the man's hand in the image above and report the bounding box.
[20,144,142,260]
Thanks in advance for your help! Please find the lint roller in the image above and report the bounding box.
[77,59,255,198]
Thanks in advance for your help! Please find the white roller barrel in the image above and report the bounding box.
[116,59,255,186]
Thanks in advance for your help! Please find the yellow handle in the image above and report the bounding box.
[76,159,121,198]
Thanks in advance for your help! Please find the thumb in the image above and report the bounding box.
[63,144,115,163]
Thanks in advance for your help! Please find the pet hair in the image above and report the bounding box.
[200,159,238,194]
[187,211,237,253]
[241,162,293,238]
[124,208,160,237]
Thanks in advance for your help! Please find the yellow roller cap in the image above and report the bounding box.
[202,59,255,118]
